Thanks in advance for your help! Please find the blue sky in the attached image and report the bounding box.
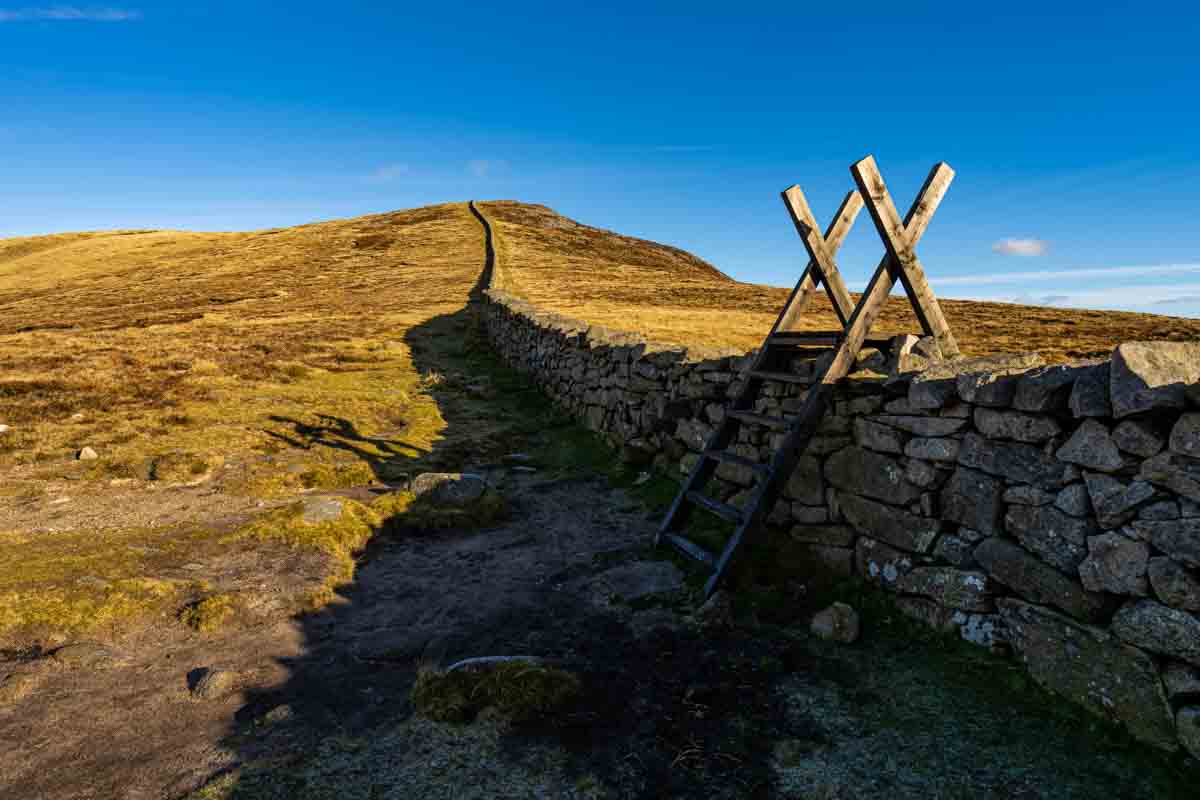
[2,1,1198,316]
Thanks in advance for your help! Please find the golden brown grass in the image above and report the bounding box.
[0,202,486,645]
[480,201,1200,362]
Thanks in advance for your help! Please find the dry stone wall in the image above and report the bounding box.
[476,211,1200,758]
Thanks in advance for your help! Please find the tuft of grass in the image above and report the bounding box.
[410,661,581,723]
[178,593,237,633]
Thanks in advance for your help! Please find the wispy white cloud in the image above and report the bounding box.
[0,7,142,21]
[363,164,409,184]
[935,263,1200,286]
[942,280,1200,318]
[992,238,1049,257]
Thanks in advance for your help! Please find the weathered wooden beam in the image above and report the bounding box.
[776,188,863,331]
[850,156,960,358]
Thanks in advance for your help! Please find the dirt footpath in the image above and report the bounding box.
[3,457,1196,800]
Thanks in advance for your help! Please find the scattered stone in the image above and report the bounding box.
[824,446,920,505]
[1140,451,1200,503]
[810,602,860,643]
[1054,483,1092,517]
[0,424,9,435]
[53,643,121,670]
[1004,485,1055,506]
[1078,533,1149,596]
[1147,557,1200,612]
[789,524,855,547]
[856,537,917,588]
[998,598,1177,750]
[1113,599,1200,671]
[853,418,907,454]
[1056,420,1124,472]
[907,364,960,410]
[790,504,829,525]
[974,538,1106,621]
[0,671,39,704]
[955,353,1045,407]
[1083,473,1156,529]
[782,456,824,505]
[1163,662,1200,699]
[692,590,734,629]
[954,611,1006,649]
[1140,500,1180,521]
[904,437,960,463]
[941,468,1004,536]
[1113,419,1165,458]
[896,567,993,612]
[1133,519,1200,568]
[973,408,1061,443]
[190,667,238,700]
[934,534,977,568]
[586,561,684,605]
[896,596,958,633]
[958,432,1069,489]
[904,458,941,489]
[1178,707,1200,760]
[1069,362,1112,418]
[76,447,98,461]
[1170,413,1200,459]
[839,493,939,553]
[1110,341,1200,418]
[874,415,967,437]
[301,496,346,524]
[1013,363,1084,412]
[1111,600,1200,666]
[1005,504,1096,574]
[411,473,488,506]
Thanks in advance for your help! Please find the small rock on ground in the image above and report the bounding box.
[301,496,346,524]
[76,447,98,461]
[580,560,685,606]
[811,602,861,643]
[190,668,238,700]
[52,643,122,670]
[411,473,487,506]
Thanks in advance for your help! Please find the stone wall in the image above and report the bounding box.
[475,206,1200,758]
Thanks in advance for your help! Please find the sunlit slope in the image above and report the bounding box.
[479,201,1200,361]
[0,203,482,471]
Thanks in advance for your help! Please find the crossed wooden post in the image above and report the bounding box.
[776,154,960,360]
[656,154,961,598]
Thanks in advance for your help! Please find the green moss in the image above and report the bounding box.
[179,593,237,633]
[411,662,581,723]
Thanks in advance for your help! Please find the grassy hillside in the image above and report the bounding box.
[0,203,489,644]
[481,201,1200,361]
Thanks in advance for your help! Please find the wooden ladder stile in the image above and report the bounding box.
[656,155,960,599]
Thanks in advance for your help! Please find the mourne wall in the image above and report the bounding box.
[472,201,1200,758]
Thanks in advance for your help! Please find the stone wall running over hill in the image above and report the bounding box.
[472,203,1200,758]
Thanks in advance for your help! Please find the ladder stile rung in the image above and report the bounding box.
[749,370,812,385]
[657,155,957,600]
[662,533,716,567]
[685,491,744,524]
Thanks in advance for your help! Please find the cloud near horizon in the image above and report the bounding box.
[0,6,141,21]
[992,238,1050,257]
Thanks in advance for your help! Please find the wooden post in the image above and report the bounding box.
[777,188,862,331]
[850,156,960,358]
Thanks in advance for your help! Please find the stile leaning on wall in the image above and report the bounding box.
[473,202,1200,759]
